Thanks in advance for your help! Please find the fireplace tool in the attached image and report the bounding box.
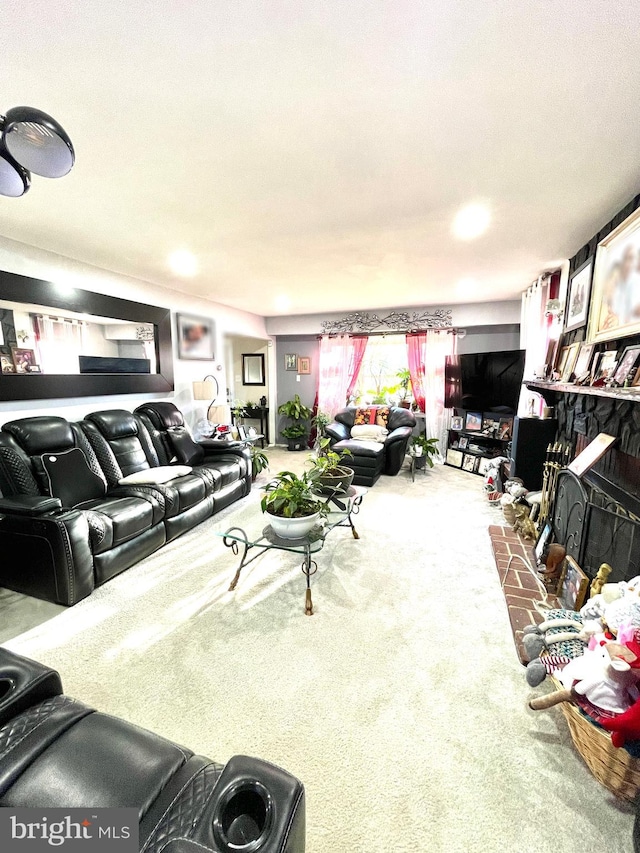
[539,442,571,528]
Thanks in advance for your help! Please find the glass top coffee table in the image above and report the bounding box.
[218,486,366,615]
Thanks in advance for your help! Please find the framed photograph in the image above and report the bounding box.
[560,342,581,383]
[478,457,493,476]
[462,453,478,473]
[482,416,500,437]
[285,353,298,371]
[593,350,618,383]
[237,425,247,440]
[612,344,640,386]
[465,411,483,431]
[445,448,463,468]
[565,258,594,331]
[498,417,513,441]
[11,347,37,374]
[458,437,468,449]
[556,346,571,380]
[1,354,16,374]
[588,206,640,343]
[573,342,596,382]
[297,356,311,374]
[544,338,559,375]
[451,415,464,431]
[558,556,590,611]
[568,432,616,477]
[534,520,553,565]
[177,314,215,360]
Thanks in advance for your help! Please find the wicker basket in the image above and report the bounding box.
[560,700,640,801]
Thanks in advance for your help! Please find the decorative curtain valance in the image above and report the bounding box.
[321,310,452,335]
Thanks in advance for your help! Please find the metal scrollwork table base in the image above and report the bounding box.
[219,486,366,615]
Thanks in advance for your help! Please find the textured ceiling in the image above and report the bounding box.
[1,1,640,316]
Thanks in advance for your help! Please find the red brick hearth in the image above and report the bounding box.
[488,525,560,665]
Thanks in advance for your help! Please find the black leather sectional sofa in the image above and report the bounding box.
[0,402,251,606]
[0,646,305,852]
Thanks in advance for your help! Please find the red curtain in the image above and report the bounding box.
[317,335,368,416]
[346,336,368,402]
[406,333,426,412]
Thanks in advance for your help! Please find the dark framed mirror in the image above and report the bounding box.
[0,270,174,401]
[242,353,265,386]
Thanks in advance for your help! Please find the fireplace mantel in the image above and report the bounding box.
[526,379,640,405]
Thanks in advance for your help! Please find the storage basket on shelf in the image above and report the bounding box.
[560,698,640,802]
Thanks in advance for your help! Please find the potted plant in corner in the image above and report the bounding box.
[308,438,354,494]
[278,394,312,451]
[410,434,439,469]
[249,445,269,481]
[261,470,328,539]
[396,368,412,408]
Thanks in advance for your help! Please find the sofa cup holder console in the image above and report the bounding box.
[213,780,273,852]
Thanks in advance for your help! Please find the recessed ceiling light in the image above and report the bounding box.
[168,249,198,277]
[452,203,491,240]
[274,295,291,313]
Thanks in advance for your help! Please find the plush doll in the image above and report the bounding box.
[602,699,640,747]
[529,640,640,713]
[523,609,587,686]
[580,575,640,634]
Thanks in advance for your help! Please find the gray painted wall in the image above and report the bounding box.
[275,336,319,440]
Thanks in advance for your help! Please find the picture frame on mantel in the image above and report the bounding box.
[565,257,594,332]
[588,206,640,343]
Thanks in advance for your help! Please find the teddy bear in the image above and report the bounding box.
[581,575,640,634]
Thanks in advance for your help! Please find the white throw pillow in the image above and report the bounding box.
[350,424,388,443]
[118,465,193,485]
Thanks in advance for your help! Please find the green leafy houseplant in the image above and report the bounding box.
[231,400,247,423]
[311,410,331,448]
[308,438,354,493]
[249,445,269,480]
[261,470,328,519]
[411,434,439,468]
[278,394,312,450]
[396,368,413,407]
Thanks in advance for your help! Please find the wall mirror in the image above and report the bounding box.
[0,270,173,401]
[242,353,265,386]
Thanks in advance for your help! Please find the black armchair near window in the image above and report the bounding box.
[324,406,416,486]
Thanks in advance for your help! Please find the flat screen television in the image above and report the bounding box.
[444,350,525,414]
[79,356,151,374]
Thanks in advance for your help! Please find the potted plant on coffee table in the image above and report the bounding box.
[261,470,328,539]
[308,438,354,494]
[278,394,312,451]
[410,434,439,469]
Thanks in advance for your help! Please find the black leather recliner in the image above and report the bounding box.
[0,646,305,852]
[324,406,416,486]
[0,407,251,606]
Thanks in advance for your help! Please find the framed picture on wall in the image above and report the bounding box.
[588,206,640,343]
[565,258,594,332]
[285,353,298,371]
[297,356,311,374]
[176,314,215,360]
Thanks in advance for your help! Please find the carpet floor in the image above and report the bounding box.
[3,449,635,852]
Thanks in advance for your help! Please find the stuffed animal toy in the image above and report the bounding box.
[523,609,587,686]
[602,699,640,747]
[590,563,613,597]
[529,640,640,713]
[580,575,640,634]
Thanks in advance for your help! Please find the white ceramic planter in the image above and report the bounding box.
[267,511,321,540]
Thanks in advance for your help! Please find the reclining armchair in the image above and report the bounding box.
[0,646,305,852]
[324,406,416,486]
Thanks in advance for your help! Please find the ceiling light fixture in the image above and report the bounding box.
[452,203,491,240]
[0,106,75,198]
[168,249,198,277]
